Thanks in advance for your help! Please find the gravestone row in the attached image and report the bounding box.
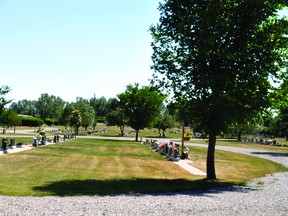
[144,139,190,161]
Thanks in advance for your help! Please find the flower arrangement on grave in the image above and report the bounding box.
[184,132,192,141]
[37,128,46,135]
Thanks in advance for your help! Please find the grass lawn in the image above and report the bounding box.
[0,138,286,196]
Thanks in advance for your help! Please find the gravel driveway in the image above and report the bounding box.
[0,143,287,216]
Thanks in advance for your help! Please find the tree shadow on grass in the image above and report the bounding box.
[33,178,249,196]
[251,152,288,157]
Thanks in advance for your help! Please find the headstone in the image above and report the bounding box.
[9,138,15,149]
[42,135,46,145]
[16,142,23,148]
[164,143,168,154]
[53,135,57,143]
[2,137,8,152]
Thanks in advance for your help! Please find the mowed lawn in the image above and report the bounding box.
[0,138,286,196]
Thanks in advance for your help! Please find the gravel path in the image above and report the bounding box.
[0,143,287,215]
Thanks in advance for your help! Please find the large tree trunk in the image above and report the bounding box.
[206,133,217,180]
[135,129,139,141]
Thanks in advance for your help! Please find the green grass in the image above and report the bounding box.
[0,138,286,196]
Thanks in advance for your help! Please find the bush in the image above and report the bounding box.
[20,116,43,127]
[45,118,59,126]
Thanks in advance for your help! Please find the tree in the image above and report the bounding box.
[89,96,109,117]
[150,1,288,179]
[74,100,95,131]
[155,113,176,137]
[106,107,127,136]
[7,110,21,134]
[1,109,21,133]
[60,103,75,128]
[70,110,82,135]
[0,86,11,115]
[10,99,37,116]
[118,84,165,141]
[273,78,288,137]
[226,119,262,140]
[79,103,95,131]
[36,93,66,121]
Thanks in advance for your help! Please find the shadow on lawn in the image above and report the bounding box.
[251,152,288,157]
[33,178,247,196]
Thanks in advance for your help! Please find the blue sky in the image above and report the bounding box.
[0,0,162,102]
[0,1,287,103]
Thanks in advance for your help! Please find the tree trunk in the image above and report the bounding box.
[237,131,242,141]
[120,125,125,136]
[135,129,139,141]
[206,133,217,180]
[14,126,16,134]
[162,129,166,137]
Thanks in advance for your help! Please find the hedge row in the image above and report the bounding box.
[20,116,43,127]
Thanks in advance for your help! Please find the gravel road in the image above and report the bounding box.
[0,142,287,215]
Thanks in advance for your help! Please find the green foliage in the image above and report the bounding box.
[37,93,66,120]
[150,0,288,180]
[118,83,166,141]
[154,113,176,137]
[272,79,288,135]
[20,116,43,127]
[151,0,287,135]
[106,107,127,136]
[73,101,95,130]
[9,99,38,116]
[0,86,11,123]
[96,117,106,123]
[45,118,59,126]
[7,110,21,126]
[89,96,110,117]
[69,110,82,134]
[60,103,75,126]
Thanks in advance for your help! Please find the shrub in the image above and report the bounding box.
[20,116,43,127]
[45,118,59,126]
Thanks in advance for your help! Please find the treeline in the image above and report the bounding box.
[2,94,117,130]
[8,93,116,123]
[0,83,287,140]
[0,84,177,140]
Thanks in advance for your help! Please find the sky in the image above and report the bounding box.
[0,0,162,103]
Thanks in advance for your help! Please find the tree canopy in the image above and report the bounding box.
[150,0,288,179]
[0,86,11,114]
[118,83,166,141]
[106,107,127,136]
